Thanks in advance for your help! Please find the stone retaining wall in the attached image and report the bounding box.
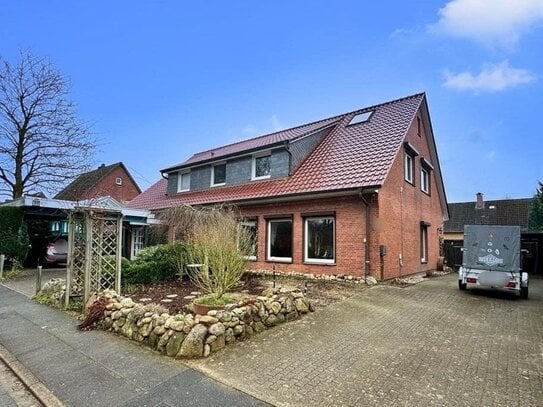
[100,289,313,358]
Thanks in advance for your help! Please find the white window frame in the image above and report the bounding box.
[211,162,227,187]
[252,152,271,180]
[239,220,257,261]
[131,227,145,260]
[267,218,292,262]
[177,171,190,192]
[404,153,414,184]
[115,177,122,186]
[421,225,428,263]
[304,216,335,264]
[421,167,430,194]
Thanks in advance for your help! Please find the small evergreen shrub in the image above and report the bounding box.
[0,207,29,267]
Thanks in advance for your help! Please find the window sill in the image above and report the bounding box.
[303,261,336,266]
[421,260,428,264]
[404,179,415,186]
[252,175,271,181]
[244,256,257,261]
[211,183,226,188]
[266,258,292,264]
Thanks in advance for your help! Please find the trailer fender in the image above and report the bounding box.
[521,272,529,288]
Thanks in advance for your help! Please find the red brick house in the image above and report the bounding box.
[55,162,141,204]
[129,93,448,280]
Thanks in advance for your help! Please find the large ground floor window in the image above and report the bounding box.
[304,216,335,263]
[267,218,293,262]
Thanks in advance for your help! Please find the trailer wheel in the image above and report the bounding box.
[520,287,528,299]
[458,280,467,290]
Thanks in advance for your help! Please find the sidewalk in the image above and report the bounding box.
[0,284,267,406]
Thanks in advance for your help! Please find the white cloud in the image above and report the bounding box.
[443,61,536,93]
[431,0,543,47]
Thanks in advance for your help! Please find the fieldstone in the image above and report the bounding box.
[219,311,232,323]
[276,313,286,323]
[153,325,166,336]
[245,326,254,336]
[141,317,152,324]
[183,295,196,300]
[169,321,185,332]
[179,324,207,357]
[284,298,295,313]
[224,317,240,328]
[265,315,278,327]
[140,323,153,337]
[365,276,378,286]
[253,321,265,333]
[203,344,211,357]
[233,324,244,335]
[207,310,218,317]
[286,312,298,321]
[166,332,186,357]
[166,294,178,298]
[148,332,159,349]
[270,302,281,314]
[291,291,304,299]
[103,317,113,329]
[120,298,136,307]
[205,335,217,344]
[199,315,219,325]
[134,333,145,342]
[233,307,245,316]
[104,310,113,317]
[294,298,309,313]
[209,322,225,336]
[210,334,225,352]
[225,328,235,344]
[111,311,123,320]
[262,287,275,297]
[144,312,154,317]
[161,299,173,303]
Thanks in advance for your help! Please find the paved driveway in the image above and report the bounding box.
[2,267,66,297]
[188,274,543,406]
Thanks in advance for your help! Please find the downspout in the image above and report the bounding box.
[359,190,371,281]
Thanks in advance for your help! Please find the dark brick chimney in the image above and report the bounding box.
[475,192,484,210]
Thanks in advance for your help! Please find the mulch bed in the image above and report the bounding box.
[122,273,365,314]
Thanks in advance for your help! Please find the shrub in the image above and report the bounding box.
[122,241,189,285]
[0,207,29,267]
[187,207,251,300]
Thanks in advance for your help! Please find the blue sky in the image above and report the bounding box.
[1,0,542,202]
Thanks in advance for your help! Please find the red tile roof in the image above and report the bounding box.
[129,93,425,210]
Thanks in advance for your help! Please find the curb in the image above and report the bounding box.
[0,343,64,407]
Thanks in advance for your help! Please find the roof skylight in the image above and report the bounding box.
[348,111,373,125]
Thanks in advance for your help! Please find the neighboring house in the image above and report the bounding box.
[129,93,449,280]
[443,193,541,275]
[0,195,155,263]
[55,162,141,204]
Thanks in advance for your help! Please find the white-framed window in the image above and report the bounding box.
[239,220,258,260]
[211,162,226,186]
[420,224,428,263]
[115,177,122,185]
[304,216,335,264]
[252,152,271,180]
[421,167,430,194]
[177,171,190,192]
[131,227,145,259]
[267,218,292,262]
[404,153,414,184]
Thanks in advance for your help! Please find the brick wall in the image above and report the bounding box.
[239,195,368,277]
[85,166,140,203]
[373,109,446,279]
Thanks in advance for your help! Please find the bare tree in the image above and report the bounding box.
[0,51,94,199]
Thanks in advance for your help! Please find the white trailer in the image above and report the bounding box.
[458,225,528,299]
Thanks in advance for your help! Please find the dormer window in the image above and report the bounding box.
[252,152,271,180]
[211,162,226,186]
[178,171,190,192]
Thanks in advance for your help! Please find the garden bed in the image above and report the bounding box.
[122,273,364,314]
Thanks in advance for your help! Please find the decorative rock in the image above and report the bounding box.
[253,321,265,333]
[166,294,178,298]
[203,344,211,357]
[169,321,185,332]
[205,335,217,344]
[245,326,254,336]
[209,322,225,336]
[140,323,153,337]
[219,311,232,323]
[270,302,281,314]
[225,328,235,344]
[190,291,201,296]
[233,324,244,335]
[294,298,309,313]
[276,313,286,323]
[207,310,218,317]
[161,299,173,303]
[153,325,166,336]
[166,332,186,357]
[285,298,295,313]
[139,297,152,302]
[261,287,275,297]
[210,334,225,352]
[199,315,219,325]
[365,276,378,286]
[183,295,196,300]
[265,315,278,327]
[179,324,207,357]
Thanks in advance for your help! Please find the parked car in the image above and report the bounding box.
[41,235,68,266]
